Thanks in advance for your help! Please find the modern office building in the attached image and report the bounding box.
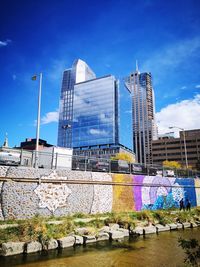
[125,67,157,165]
[57,59,133,159]
[152,129,200,169]
[57,59,96,147]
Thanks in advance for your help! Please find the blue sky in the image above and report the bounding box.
[1,0,200,149]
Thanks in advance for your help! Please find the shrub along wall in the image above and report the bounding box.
[0,166,199,220]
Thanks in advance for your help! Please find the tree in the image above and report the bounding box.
[163,160,181,169]
[111,153,135,163]
[178,238,200,266]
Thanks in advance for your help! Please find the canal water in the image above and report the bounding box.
[1,228,200,267]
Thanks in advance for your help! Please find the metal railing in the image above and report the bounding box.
[0,147,200,178]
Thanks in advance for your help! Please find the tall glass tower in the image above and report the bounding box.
[57,60,119,150]
[125,67,157,165]
[73,75,119,148]
[57,59,96,147]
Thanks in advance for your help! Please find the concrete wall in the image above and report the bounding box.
[0,166,199,220]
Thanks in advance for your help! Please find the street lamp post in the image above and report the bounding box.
[169,126,188,169]
[32,73,42,168]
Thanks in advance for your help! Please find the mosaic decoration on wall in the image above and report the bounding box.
[0,166,199,220]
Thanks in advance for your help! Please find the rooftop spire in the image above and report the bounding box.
[136,60,139,72]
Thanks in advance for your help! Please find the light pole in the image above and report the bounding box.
[169,126,188,169]
[32,73,42,168]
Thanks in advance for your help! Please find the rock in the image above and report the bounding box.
[143,226,157,235]
[132,227,144,235]
[182,222,191,229]
[57,236,75,248]
[83,235,97,244]
[109,224,120,231]
[117,228,130,237]
[99,226,110,233]
[97,232,109,241]
[176,223,183,229]
[74,235,84,245]
[191,222,198,228]
[109,230,124,241]
[156,224,170,232]
[47,239,58,250]
[0,242,25,256]
[168,223,178,230]
[75,227,88,235]
[25,241,42,254]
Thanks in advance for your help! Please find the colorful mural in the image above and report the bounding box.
[0,166,199,219]
[133,176,197,211]
[112,174,135,212]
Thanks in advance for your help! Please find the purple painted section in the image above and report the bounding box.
[149,177,171,205]
[133,175,144,211]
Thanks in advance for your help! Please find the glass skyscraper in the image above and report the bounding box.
[57,59,119,151]
[125,68,157,165]
[57,59,96,147]
[73,75,119,148]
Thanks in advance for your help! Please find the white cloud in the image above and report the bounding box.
[89,129,108,136]
[181,86,187,90]
[195,84,200,89]
[141,36,200,82]
[41,110,59,125]
[0,39,11,47]
[156,94,200,137]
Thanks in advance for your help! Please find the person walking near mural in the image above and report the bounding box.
[186,199,191,211]
[179,198,185,211]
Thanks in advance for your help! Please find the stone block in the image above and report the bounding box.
[156,224,170,232]
[83,235,97,244]
[117,228,130,237]
[109,223,120,231]
[57,236,75,248]
[74,235,84,245]
[168,223,178,230]
[97,232,109,241]
[25,241,42,254]
[99,226,110,233]
[109,230,124,241]
[75,227,88,235]
[143,226,157,234]
[132,227,144,235]
[176,223,183,229]
[182,222,191,229]
[191,222,198,228]
[47,239,58,250]
[0,242,25,256]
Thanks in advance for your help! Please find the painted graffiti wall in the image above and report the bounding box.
[0,166,199,220]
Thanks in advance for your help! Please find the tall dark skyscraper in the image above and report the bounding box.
[125,66,157,165]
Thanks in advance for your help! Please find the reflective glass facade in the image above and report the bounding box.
[72,75,119,147]
[57,59,96,147]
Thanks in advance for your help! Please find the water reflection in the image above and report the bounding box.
[1,228,200,267]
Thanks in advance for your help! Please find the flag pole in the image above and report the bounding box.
[35,72,42,168]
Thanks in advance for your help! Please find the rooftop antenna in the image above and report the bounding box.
[136,60,139,73]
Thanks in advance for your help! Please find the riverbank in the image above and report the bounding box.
[0,208,200,257]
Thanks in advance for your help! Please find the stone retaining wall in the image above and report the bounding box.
[0,166,199,220]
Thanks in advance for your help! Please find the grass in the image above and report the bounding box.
[0,208,199,244]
